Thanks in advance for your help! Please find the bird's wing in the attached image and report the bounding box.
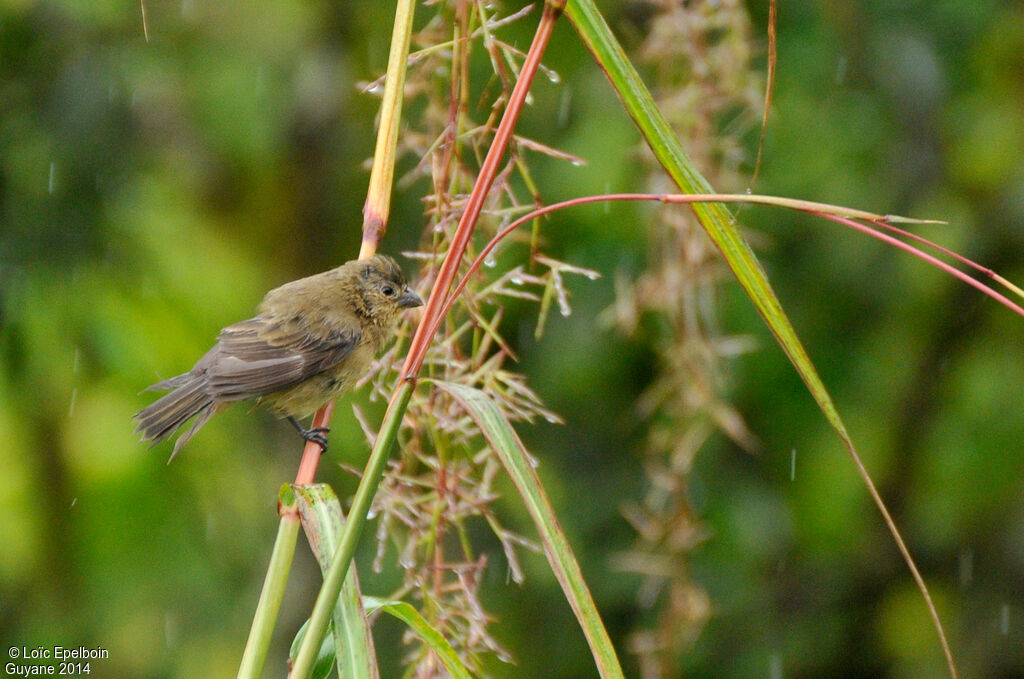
[204,316,360,401]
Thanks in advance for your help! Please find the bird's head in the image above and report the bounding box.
[354,254,424,324]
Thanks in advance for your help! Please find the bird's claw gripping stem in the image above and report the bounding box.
[289,417,329,454]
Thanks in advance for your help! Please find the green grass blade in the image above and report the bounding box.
[364,598,476,679]
[565,0,848,440]
[294,484,378,679]
[564,4,959,677]
[434,380,626,679]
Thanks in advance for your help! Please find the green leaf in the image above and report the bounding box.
[364,598,476,679]
[289,618,338,679]
[566,0,849,443]
[294,483,378,679]
[433,380,625,679]
[564,5,958,677]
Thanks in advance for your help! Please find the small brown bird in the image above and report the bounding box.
[134,254,423,460]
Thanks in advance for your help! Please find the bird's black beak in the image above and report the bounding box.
[399,287,424,309]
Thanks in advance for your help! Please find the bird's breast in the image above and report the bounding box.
[261,342,376,418]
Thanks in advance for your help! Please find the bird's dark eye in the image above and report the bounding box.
[381,285,395,297]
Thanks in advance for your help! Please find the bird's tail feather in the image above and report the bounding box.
[134,375,216,460]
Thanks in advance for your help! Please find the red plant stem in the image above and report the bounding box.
[872,219,998,278]
[282,0,564,495]
[432,193,1024,332]
[292,401,335,487]
[842,215,1024,316]
[400,0,565,381]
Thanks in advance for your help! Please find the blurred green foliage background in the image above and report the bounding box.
[2,0,1023,677]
